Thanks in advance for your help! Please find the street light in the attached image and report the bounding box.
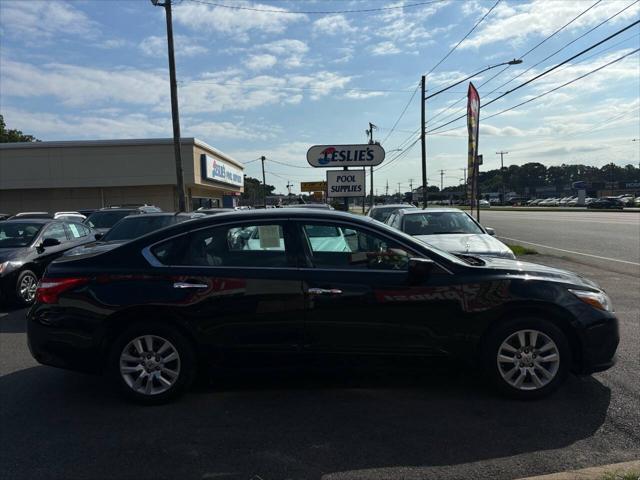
[150,0,187,212]
[419,58,523,210]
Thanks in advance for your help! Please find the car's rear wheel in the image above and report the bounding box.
[483,317,570,399]
[108,322,196,404]
[15,269,38,306]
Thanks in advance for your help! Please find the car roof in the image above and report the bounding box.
[0,218,58,224]
[398,207,464,214]
[371,204,414,209]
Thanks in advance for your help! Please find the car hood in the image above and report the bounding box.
[0,247,29,263]
[477,256,600,290]
[414,233,514,258]
[64,241,125,257]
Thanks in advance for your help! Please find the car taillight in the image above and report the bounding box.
[35,277,89,304]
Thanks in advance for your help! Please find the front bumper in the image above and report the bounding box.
[575,315,620,374]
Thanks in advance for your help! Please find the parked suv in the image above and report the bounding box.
[84,205,162,235]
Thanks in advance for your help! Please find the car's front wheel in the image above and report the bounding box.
[15,269,38,306]
[108,322,196,404]
[483,317,571,399]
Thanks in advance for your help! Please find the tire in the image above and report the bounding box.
[15,269,38,306]
[107,321,197,405]
[482,317,571,400]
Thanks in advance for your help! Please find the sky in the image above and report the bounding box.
[1,0,639,195]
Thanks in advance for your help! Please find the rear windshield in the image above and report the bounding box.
[370,206,415,222]
[0,222,43,248]
[85,211,135,229]
[102,216,178,242]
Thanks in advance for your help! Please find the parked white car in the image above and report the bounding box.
[386,208,515,259]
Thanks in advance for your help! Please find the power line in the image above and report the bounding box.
[425,0,620,128]
[184,0,448,15]
[481,48,640,122]
[427,47,640,136]
[425,0,501,77]
[380,83,420,144]
[483,0,637,99]
[425,20,640,134]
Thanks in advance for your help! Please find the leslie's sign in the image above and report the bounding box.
[201,154,244,188]
[307,144,385,168]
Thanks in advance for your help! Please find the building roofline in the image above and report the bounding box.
[0,137,244,169]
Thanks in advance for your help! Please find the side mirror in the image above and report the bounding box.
[94,233,104,240]
[408,257,435,285]
[485,227,496,236]
[41,237,61,248]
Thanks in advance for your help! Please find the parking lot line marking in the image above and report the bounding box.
[500,236,640,266]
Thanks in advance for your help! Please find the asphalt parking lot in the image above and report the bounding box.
[1,255,638,480]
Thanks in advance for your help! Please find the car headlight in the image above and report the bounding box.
[0,261,21,276]
[569,289,614,312]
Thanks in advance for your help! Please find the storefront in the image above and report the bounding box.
[0,138,244,213]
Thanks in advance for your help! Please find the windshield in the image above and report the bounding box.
[102,216,177,242]
[402,212,484,236]
[85,211,135,229]
[0,222,43,248]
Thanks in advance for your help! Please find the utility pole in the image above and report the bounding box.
[420,75,427,209]
[367,122,377,210]
[496,151,508,204]
[409,178,414,191]
[151,0,187,212]
[260,156,267,208]
[397,182,401,195]
[385,179,389,197]
[286,180,292,195]
[439,169,445,192]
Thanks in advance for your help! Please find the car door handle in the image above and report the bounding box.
[307,288,343,296]
[173,282,208,289]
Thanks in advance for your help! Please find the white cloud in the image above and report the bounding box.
[371,41,402,56]
[172,1,307,41]
[372,0,450,53]
[0,0,97,40]
[0,59,168,108]
[0,58,359,115]
[243,54,278,71]
[1,107,273,142]
[139,35,208,58]
[262,39,309,68]
[313,14,352,36]
[0,107,169,140]
[458,0,640,50]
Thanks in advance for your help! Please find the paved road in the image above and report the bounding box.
[1,256,638,480]
[478,210,640,274]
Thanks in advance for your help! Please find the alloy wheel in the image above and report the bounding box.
[119,335,181,396]
[19,273,38,303]
[496,329,560,391]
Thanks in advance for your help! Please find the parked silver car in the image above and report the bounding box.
[386,208,515,259]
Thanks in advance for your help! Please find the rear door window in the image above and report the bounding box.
[150,222,292,268]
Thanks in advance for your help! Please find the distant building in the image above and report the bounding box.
[0,138,244,213]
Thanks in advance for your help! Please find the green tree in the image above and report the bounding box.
[0,115,39,143]
[241,176,276,205]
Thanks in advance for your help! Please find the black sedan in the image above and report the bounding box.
[27,210,619,404]
[0,219,96,305]
[586,197,624,210]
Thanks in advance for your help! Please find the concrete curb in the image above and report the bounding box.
[516,460,640,480]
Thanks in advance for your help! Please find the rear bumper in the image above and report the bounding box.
[27,308,103,374]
